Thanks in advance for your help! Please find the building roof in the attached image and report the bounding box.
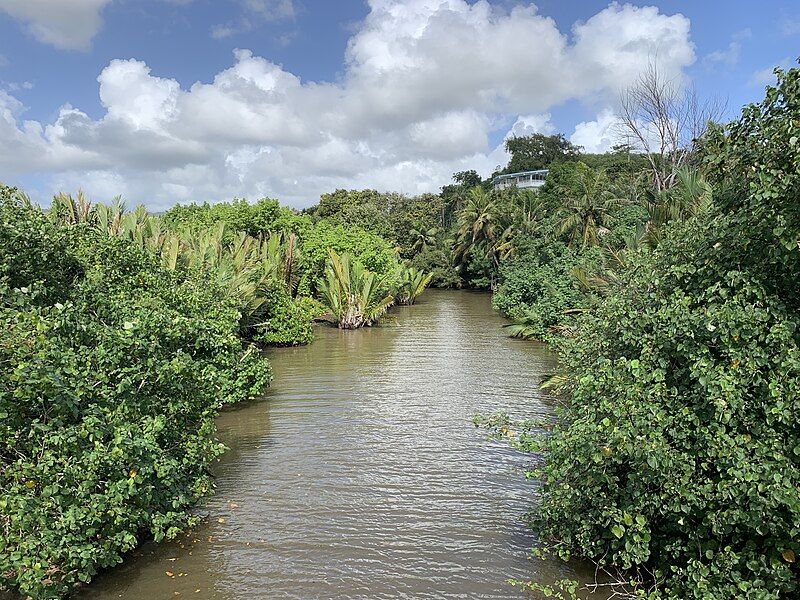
[492,169,549,183]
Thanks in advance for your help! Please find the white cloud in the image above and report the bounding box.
[702,28,751,68]
[508,113,556,137]
[6,81,34,92]
[0,0,112,51]
[99,59,181,129]
[0,1,696,209]
[750,57,794,87]
[569,108,622,153]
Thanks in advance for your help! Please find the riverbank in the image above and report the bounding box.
[75,290,592,598]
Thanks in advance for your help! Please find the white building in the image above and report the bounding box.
[492,169,548,191]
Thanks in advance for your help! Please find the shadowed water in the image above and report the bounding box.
[78,290,590,599]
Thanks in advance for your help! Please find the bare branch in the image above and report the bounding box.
[617,60,724,192]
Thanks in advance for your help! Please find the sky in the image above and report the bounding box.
[0,0,797,210]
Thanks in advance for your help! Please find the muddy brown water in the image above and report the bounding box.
[76,290,594,599]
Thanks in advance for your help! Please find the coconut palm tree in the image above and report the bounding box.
[409,224,439,253]
[556,167,623,248]
[454,186,506,273]
[454,187,496,259]
[318,249,394,329]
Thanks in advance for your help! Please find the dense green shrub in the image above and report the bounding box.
[313,189,397,240]
[489,159,647,338]
[386,194,444,258]
[457,249,495,289]
[487,65,800,599]
[311,189,445,259]
[534,215,800,598]
[0,197,272,598]
[492,237,592,338]
[409,246,461,288]
[254,281,319,345]
[296,220,399,294]
[0,187,83,306]
[162,197,310,237]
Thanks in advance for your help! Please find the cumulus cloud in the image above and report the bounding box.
[0,0,112,51]
[569,108,622,153]
[508,113,556,137]
[0,1,696,209]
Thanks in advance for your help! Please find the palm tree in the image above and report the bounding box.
[643,168,713,247]
[556,167,623,248]
[259,232,300,291]
[47,194,306,337]
[318,249,394,329]
[396,266,434,305]
[457,187,496,247]
[50,190,93,225]
[409,224,438,253]
[454,186,497,263]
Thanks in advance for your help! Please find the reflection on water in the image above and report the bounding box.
[79,290,589,599]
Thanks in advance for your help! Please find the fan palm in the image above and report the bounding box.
[318,249,394,329]
[396,266,434,305]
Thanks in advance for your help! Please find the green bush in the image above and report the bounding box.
[534,215,800,598]
[0,187,83,306]
[254,282,319,346]
[458,249,495,289]
[492,237,591,338]
[0,197,272,598]
[162,197,310,238]
[409,246,461,288]
[296,220,399,294]
[313,189,397,240]
[490,65,800,599]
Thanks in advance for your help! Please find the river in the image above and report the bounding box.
[79,290,591,599]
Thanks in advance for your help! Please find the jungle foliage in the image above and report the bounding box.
[0,186,433,597]
[0,190,272,598]
[4,53,796,600]
[481,65,800,599]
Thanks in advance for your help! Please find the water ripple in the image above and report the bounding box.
[80,291,589,599]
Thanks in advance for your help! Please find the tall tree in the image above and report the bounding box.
[452,170,483,188]
[454,186,497,264]
[619,61,723,192]
[555,164,623,248]
[503,133,581,173]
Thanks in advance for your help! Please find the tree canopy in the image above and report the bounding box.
[502,133,582,174]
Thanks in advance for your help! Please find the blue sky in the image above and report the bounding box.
[0,0,797,208]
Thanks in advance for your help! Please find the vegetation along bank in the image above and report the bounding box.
[2,63,799,598]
